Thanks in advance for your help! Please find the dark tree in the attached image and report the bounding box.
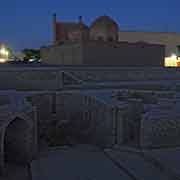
[22,49,40,61]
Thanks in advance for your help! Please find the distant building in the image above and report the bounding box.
[41,41,164,66]
[118,31,180,57]
[41,14,165,66]
[53,14,89,43]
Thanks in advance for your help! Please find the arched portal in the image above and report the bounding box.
[4,117,33,165]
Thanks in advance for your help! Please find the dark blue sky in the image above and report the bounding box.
[0,0,179,51]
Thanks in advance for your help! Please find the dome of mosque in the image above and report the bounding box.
[90,16,119,41]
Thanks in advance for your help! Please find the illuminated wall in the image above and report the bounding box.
[164,54,180,67]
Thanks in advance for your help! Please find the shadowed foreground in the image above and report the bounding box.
[31,145,180,180]
[0,163,30,180]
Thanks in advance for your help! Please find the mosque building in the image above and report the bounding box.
[41,14,180,67]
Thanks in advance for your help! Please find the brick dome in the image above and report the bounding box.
[90,16,119,42]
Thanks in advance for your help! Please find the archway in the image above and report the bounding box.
[4,117,33,165]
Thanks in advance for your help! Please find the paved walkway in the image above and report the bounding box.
[31,145,132,180]
[145,147,180,178]
[0,163,30,180]
[31,145,179,180]
[105,149,177,180]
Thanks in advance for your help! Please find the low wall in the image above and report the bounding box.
[0,68,62,91]
[1,66,180,90]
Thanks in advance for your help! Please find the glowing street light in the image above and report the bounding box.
[0,46,9,63]
[0,58,6,63]
[0,48,8,56]
[171,53,177,59]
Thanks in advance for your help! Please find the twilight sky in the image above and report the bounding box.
[0,0,179,51]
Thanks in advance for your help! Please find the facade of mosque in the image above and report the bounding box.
[41,14,166,66]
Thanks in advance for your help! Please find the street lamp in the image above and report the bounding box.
[0,46,9,63]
